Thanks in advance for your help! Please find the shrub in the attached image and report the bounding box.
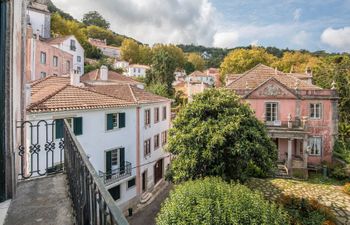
[156,177,290,225]
[278,195,335,225]
[330,164,349,180]
[344,183,350,195]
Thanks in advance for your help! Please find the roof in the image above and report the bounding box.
[189,71,207,77]
[44,36,72,45]
[81,69,142,85]
[290,73,313,79]
[226,64,321,90]
[27,76,135,113]
[129,64,150,69]
[27,75,170,113]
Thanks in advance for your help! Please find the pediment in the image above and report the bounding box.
[246,78,297,99]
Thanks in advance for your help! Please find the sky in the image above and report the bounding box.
[52,0,350,53]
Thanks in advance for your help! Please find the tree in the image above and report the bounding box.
[82,11,110,29]
[84,25,123,46]
[146,83,170,98]
[120,39,140,63]
[184,61,195,75]
[146,49,177,96]
[187,53,205,71]
[139,45,153,65]
[272,51,321,73]
[156,177,289,225]
[152,44,185,69]
[167,89,277,182]
[220,48,277,77]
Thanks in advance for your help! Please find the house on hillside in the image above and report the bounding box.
[174,80,209,102]
[226,64,338,175]
[89,38,121,59]
[24,67,171,211]
[126,64,150,77]
[26,26,73,81]
[186,70,215,86]
[113,60,130,70]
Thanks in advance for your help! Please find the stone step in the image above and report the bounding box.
[140,192,152,204]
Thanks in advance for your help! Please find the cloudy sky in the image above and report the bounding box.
[52,0,350,53]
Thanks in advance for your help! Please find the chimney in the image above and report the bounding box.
[100,65,108,81]
[35,29,40,40]
[70,70,80,86]
[305,67,313,84]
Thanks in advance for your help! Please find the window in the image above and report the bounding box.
[308,137,322,156]
[127,178,136,189]
[265,102,278,122]
[73,117,83,136]
[310,103,322,119]
[77,66,81,74]
[77,56,81,62]
[55,119,64,139]
[162,106,167,120]
[108,185,120,201]
[154,134,160,150]
[138,68,141,73]
[70,39,76,51]
[145,109,151,127]
[154,108,159,123]
[55,117,83,139]
[144,139,151,157]
[133,68,136,73]
[53,56,58,67]
[40,72,46,78]
[161,131,168,146]
[66,60,71,73]
[40,52,46,64]
[105,148,125,176]
[106,113,126,130]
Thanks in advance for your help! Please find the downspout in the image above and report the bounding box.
[136,106,141,196]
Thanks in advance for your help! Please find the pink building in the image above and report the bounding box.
[227,64,338,172]
[26,27,73,81]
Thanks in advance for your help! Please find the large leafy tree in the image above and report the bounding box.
[146,49,177,96]
[156,177,289,225]
[272,51,321,73]
[120,39,140,63]
[152,44,185,69]
[187,53,205,71]
[167,89,277,182]
[84,25,123,46]
[82,11,110,29]
[220,47,276,76]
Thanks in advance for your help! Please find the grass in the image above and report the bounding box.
[305,173,347,186]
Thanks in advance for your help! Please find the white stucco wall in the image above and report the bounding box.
[127,67,147,77]
[52,36,85,75]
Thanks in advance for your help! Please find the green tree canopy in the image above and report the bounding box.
[82,11,110,29]
[272,51,321,73]
[187,53,205,71]
[167,89,277,182]
[152,44,185,69]
[220,48,276,76]
[120,39,140,63]
[84,25,123,46]
[156,177,289,225]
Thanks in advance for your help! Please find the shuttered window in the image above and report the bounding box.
[106,113,126,130]
[73,117,83,136]
[55,119,64,139]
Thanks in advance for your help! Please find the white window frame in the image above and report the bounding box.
[154,134,160,150]
[144,139,151,157]
[161,130,168,146]
[154,107,159,123]
[144,109,151,127]
[162,106,167,120]
[265,102,279,122]
[308,137,322,156]
[309,103,322,119]
[40,52,46,64]
[105,113,120,131]
[53,56,58,67]
[40,72,47,78]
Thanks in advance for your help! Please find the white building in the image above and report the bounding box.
[113,60,129,70]
[126,64,150,77]
[47,35,85,75]
[89,38,121,59]
[26,1,51,39]
[186,70,215,86]
[24,68,171,211]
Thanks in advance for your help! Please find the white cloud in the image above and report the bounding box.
[321,27,350,52]
[52,0,218,46]
[213,31,239,48]
[293,8,302,21]
[292,30,311,46]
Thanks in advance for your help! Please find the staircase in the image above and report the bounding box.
[275,164,291,178]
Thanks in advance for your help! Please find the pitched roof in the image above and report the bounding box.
[81,69,142,85]
[27,76,135,113]
[44,36,72,45]
[189,71,206,77]
[129,64,150,69]
[226,64,321,90]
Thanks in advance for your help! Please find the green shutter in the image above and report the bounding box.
[119,148,125,174]
[73,117,83,135]
[106,151,112,176]
[55,119,64,139]
[107,114,113,130]
[119,113,125,128]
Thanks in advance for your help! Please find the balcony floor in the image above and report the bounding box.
[4,174,74,225]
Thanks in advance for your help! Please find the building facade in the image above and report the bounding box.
[89,38,121,59]
[186,70,215,86]
[227,64,338,172]
[126,64,150,77]
[24,69,171,211]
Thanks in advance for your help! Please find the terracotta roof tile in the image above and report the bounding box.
[81,69,142,85]
[44,36,71,45]
[227,64,321,90]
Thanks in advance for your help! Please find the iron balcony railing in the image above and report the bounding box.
[64,120,129,225]
[99,162,132,185]
[16,119,129,225]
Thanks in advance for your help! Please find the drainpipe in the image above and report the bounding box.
[136,107,141,196]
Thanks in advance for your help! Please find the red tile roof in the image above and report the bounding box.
[81,69,142,85]
[227,64,321,91]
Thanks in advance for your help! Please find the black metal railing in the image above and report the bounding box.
[17,120,64,179]
[99,162,132,185]
[64,120,129,225]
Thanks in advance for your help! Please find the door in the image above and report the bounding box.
[142,170,147,192]
[154,159,163,185]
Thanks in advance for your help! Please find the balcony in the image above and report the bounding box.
[265,119,307,130]
[99,162,132,185]
[6,119,129,225]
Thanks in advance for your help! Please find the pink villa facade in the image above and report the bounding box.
[227,64,338,172]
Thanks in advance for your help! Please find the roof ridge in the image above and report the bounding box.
[83,85,135,103]
[227,63,266,87]
[128,84,139,103]
[28,84,69,109]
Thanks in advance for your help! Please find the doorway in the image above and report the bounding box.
[142,170,147,192]
[154,159,163,185]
